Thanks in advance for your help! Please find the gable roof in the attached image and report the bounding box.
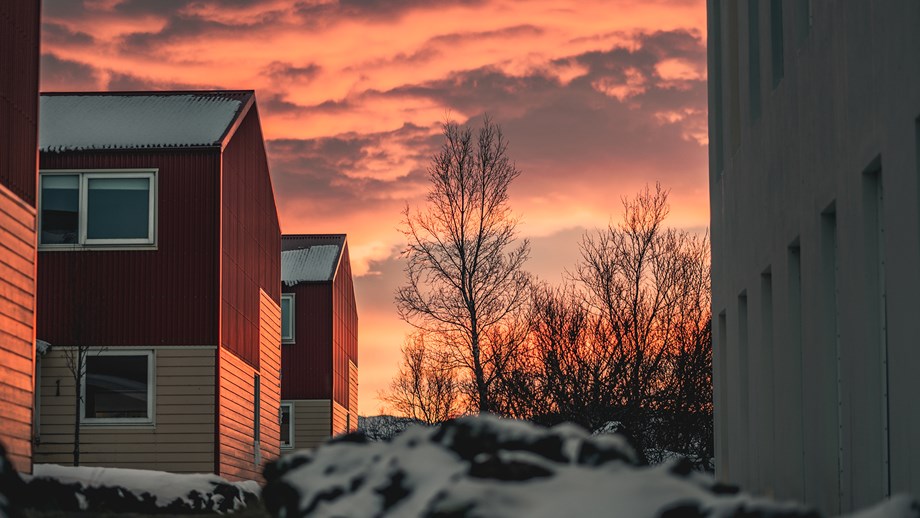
[39,90,254,153]
[282,234,346,285]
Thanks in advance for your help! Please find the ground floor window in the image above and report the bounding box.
[82,350,154,424]
[280,402,293,448]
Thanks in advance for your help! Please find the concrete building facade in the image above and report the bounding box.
[708,0,920,514]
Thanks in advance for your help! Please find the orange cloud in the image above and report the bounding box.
[41,0,708,415]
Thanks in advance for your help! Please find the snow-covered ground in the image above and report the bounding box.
[3,417,918,517]
[263,415,919,518]
[22,464,259,514]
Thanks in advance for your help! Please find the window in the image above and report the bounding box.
[281,294,295,343]
[748,0,761,122]
[82,350,154,424]
[39,170,156,247]
[770,0,784,87]
[280,403,293,448]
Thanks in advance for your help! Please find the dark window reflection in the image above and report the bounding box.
[40,175,78,244]
[85,355,149,419]
[87,178,150,240]
[281,405,291,446]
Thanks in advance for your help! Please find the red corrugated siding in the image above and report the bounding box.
[280,242,358,405]
[280,282,333,400]
[220,105,281,370]
[37,151,220,346]
[0,0,40,204]
[333,243,358,408]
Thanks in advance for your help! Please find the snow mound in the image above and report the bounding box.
[0,443,26,518]
[264,414,825,518]
[24,464,259,514]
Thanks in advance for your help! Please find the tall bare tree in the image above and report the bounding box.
[396,117,530,413]
[379,332,460,424]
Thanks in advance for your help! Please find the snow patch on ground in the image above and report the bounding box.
[27,464,259,514]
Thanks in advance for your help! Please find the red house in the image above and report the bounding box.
[33,91,282,480]
[0,0,41,474]
[279,234,358,450]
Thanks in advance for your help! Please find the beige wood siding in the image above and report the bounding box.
[34,347,215,473]
[332,401,348,437]
[217,290,281,482]
[289,399,331,450]
[217,347,259,480]
[258,291,281,468]
[0,184,36,473]
[348,360,358,433]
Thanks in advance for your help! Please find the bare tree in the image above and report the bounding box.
[396,117,530,413]
[524,284,615,430]
[379,332,460,424]
[574,183,712,462]
[61,345,92,466]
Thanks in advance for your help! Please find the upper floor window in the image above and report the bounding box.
[39,170,156,248]
[281,293,295,343]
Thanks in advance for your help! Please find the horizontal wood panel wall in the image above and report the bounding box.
[258,290,281,472]
[218,291,280,483]
[0,184,36,473]
[34,347,216,473]
[217,347,258,480]
[332,401,348,437]
[348,360,358,433]
[289,399,331,451]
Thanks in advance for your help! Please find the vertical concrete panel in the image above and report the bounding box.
[755,271,775,497]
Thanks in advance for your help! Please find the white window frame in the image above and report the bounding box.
[80,349,155,426]
[281,293,295,344]
[39,169,158,249]
[280,402,294,449]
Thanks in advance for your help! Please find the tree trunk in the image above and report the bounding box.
[470,324,490,413]
[73,346,82,466]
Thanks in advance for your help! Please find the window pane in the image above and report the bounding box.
[87,177,150,240]
[85,355,148,419]
[281,406,291,446]
[281,296,293,340]
[40,175,79,244]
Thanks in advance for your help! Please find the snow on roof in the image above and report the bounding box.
[282,245,340,285]
[281,234,346,285]
[39,92,250,152]
[35,340,51,356]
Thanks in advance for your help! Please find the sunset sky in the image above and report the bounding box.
[40,0,709,415]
